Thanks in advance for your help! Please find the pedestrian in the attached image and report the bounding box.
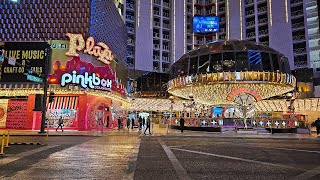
[118,117,122,130]
[106,116,110,128]
[131,118,134,129]
[144,117,151,135]
[138,116,142,130]
[142,117,145,128]
[126,118,130,129]
[180,117,185,133]
[56,116,64,132]
[315,117,320,135]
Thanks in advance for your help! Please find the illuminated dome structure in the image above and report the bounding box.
[168,40,296,106]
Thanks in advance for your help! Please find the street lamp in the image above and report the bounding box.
[10,0,51,133]
[286,92,295,127]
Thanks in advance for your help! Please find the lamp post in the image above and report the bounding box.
[167,96,174,134]
[11,0,51,133]
[286,92,295,128]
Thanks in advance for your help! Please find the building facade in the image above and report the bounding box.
[123,0,320,78]
[0,0,129,131]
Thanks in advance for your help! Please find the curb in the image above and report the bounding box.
[9,142,43,145]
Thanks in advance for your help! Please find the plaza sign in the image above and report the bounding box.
[65,33,113,65]
[61,70,112,91]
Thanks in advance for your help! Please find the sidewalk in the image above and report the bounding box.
[1,125,320,140]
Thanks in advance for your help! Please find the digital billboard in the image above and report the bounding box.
[193,16,219,34]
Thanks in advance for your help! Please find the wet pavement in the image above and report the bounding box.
[0,128,319,179]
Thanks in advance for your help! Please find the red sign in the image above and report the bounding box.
[6,99,28,129]
[48,56,126,95]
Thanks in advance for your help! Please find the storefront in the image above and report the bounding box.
[0,34,129,131]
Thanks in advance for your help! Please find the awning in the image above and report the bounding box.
[47,96,78,110]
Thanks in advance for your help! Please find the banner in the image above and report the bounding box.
[6,99,28,129]
[0,42,50,82]
[0,99,8,128]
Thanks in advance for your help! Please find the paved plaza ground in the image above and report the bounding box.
[0,127,319,180]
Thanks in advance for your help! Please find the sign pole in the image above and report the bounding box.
[39,44,51,133]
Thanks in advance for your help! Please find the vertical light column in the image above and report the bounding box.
[240,0,243,40]
[269,0,273,26]
[226,0,230,39]
[150,0,153,30]
[173,0,176,62]
[137,0,141,27]
[193,0,196,47]
[215,0,218,40]
[183,0,186,53]
[284,0,288,23]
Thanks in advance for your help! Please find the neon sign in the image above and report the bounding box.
[61,70,112,91]
[65,33,113,65]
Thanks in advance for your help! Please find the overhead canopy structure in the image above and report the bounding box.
[168,40,296,105]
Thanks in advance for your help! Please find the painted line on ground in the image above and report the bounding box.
[122,138,141,180]
[291,165,320,180]
[157,137,192,180]
[171,147,302,171]
[0,145,58,165]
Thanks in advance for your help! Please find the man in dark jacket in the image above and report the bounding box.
[138,116,143,130]
[131,118,134,129]
[315,118,320,135]
[56,116,64,132]
[144,117,151,135]
[180,117,185,133]
[118,117,122,130]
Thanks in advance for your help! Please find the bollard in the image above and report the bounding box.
[0,134,5,155]
[5,129,10,148]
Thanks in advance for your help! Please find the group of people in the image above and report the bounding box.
[117,116,152,135]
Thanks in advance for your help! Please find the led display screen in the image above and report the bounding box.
[193,16,219,33]
[213,107,222,115]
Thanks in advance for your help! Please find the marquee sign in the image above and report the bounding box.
[65,33,113,65]
[48,56,125,95]
[61,70,112,91]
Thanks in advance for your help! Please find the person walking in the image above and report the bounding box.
[118,117,122,130]
[180,117,185,133]
[56,116,64,132]
[315,118,320,135]
[138,116,143,131]
[144,117,151,135]
[131,118,134,129]
[126,118,130,129]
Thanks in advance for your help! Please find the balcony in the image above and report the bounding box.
[153,33,160,38]
[127,51,134,57]
[291,0,304,6]
[257,7,267,14]
[163,13,170,18]
[153,55,160,61]
[292,35,306,42]
[258,18,268,24]
[292,22,304,29]
[154,22,160,27]
[163,2,170,8]
[258,29,269,36]
[153,0,161,5]
[162,56,170,62]
[246,21,255,28]
[293,47,307,54]
[163,45,170,51]
[126,15,134,21]
[291,9,304,18]
[246,32,256,39]
[154,10,160,16]
[127,38,134,45]
[246,9,255,16]
[163,34,170,40]
[127,26,134,33]
[153,44,160,50]
[245,0,254,6]
[163,23,170,29]
[126,3,134,10]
